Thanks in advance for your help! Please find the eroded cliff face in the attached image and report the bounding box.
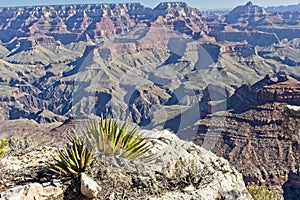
[1,24,291,127]
[0,2,205,43]
[223,1,300,41]
[191,75,300,190]
[225,1,300,28]
[225,1,268,26]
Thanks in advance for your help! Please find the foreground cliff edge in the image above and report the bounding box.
[0,129,252,199]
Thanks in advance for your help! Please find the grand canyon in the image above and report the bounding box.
[0,1,300,199]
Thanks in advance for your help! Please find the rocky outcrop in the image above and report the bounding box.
[266,4,300,13]
[151,2,206,37]
[257,27,300,40]
[153,2,200,19]
[282,105,300,143]
[0,129,252,200]
[256,78,300,105]
[0,3,205,43]
[232,44,257,57]
[0,183,63,200]
[225,2,267,26]
[282,106,300,200]
[142,130,253,199]
[225,2,300,34]
[190,75,300,191]
[210,30,279,46]
[227,75,300,112]
[258,44,300,66]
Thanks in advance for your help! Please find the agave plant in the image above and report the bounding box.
[49,133,93,177]
[84,118,152,160]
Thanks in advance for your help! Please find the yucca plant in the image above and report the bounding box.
[84,118,152,160]
[49,133,93,177]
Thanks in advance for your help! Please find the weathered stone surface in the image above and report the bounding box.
[282,105,300,143]
[210,30,280,46]
[0,183,63,200]
[141,130,253,200]
[0,128,252,200]
[225,2,267,26]
[225,1,300,29]
[1,2,300,129]
[256,77,300,105]
[0,3,204,43]
[192,75,300,191]
[80,173,101,199]
[224,75,300,112]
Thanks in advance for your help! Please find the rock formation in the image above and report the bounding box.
[225,2,268,26]
[189,75,300,194]
[0,129,253,199]
[0,1,300,198]
[0,3,204,43]
[266,4,300,13]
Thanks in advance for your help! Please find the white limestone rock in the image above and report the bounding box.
[0,183,63,200]
[80,173,101,199]
[141,130,253,200]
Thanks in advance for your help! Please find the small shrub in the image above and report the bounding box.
[49,134,93,177]
[7,137,36,155]
[162,158,213,189]
[0,139,8,158]
[84,118,152,161]
[247,185,280,200]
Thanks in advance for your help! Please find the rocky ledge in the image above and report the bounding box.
[0,130,252,199]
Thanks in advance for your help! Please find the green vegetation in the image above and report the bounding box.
[162,158,212,188]
[247,185,280,200]
[0,137,37,158]
[49,134,93,177]
[84,118,151,160]
[0,139,9,158]
[49,118,152,177]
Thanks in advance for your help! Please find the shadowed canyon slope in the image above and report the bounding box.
[1,1,300,196]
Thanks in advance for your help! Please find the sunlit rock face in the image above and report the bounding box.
[192,75,300,188]
[0,2,205,43]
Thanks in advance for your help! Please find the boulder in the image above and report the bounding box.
[80,173,101,199]
[0,183,63,200]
